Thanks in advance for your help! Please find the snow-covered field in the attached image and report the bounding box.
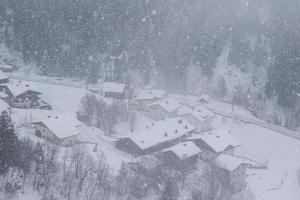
[228,122,300,200]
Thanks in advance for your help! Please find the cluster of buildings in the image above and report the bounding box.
[2,77,265,193]
[113,87,265,193]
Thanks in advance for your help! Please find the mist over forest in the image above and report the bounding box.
[1,0,299,106]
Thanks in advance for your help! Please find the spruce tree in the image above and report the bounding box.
[0,111,18,175]
[160,178,179,200]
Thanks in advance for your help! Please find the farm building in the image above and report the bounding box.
[31,114,82,146]
[213,154,265,192]
[115,117,195,156]
[147,98,181,120]
[186,130,240,161]
[0,81,51,109]
[101,82,126,99]
[177,105,214,132]
[159,141,202,169]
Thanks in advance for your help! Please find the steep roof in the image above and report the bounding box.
[102,82,125,94]
[121,117,195,150]
[135,89,165,100]
[214,154,265,172]
[149,98,181,113]
[2,81,41,97]
[177,105,214,122]
[187,130,240,153]
[163,141,201,160]
[33,114,81,139]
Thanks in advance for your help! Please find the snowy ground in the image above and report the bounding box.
[5,76,300,200]
[219,120,300,200]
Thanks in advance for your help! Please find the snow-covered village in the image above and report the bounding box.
[0,1,300,200]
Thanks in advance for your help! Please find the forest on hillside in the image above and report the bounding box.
[0,0,299,128]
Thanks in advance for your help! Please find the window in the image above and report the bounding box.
[36,130,42,138]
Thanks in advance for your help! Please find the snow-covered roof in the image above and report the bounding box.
[0,71,9,81]
[177,105,214,122]
[149,98,181,113]
[135,89,165,100]
[187,130,240,153]
[3,81,40,97]
[163,141,201,160]
[0,91,9,98]
[0,99,9,112]
[122,117,195,150]
[102,82,125,94]
[214,154,264,172]
[33,114,82,139]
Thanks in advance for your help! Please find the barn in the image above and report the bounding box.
[115,117,195,156]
